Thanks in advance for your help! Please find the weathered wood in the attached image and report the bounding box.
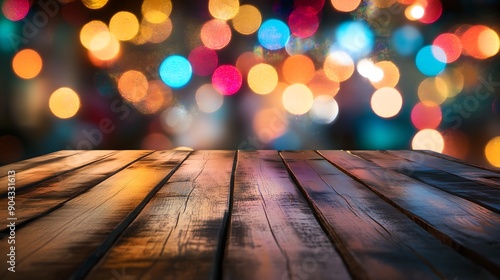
[352,150,500,214]
[0,150,153,230]
[0,151,190,280]
[389,150,500,189]
[0,150,80,177]
[319,150,500,277]
[417,150,500,174]
[85,150,234,280]
[1,149,498,279]
[281,150,494,280]
[224,150,351,280]
[0,150,117,197]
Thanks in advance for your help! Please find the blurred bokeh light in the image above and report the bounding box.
[0,0,499,169]
[49,87,80,119]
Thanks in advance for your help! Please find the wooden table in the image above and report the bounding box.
[0,150,499,279]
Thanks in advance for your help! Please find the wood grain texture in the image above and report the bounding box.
[417,150,500,174]
[282,150,494,280]
[0,150,153,231]
[352,150,500,214]
[0,150,116,197]
[319,150,500,277]
[224,150,351,280]
[389,150,500,189]
[0,151,190,280]
[0,150,80,177]
[1,150,498,279]
[85,150,234,280]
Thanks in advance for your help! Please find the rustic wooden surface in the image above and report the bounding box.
[0,150,498,279]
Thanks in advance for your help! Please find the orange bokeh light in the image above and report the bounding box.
[282,54,315,84]
[118,70,148,102]
[323,51,354,82]
[12,49,43,79]
[461,25,500,59]
[330,0,361,12]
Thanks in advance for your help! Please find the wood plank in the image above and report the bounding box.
[417,150,500,174]
[0,150,153,230]
[352,150,500,214]
[319,150,500,277]
[224,150,351,280]
[0,150,117,197]
[85,150,234,280]
[0,151,190,280]
[281,150,494,280]
[0,150,80,177]
[388,150,500,189]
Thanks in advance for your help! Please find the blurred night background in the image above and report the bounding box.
[0,0,500,168]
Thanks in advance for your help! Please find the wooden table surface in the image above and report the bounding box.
[0,150,499,279]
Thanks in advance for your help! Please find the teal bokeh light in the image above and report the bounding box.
[416,45,446,76]
[159,55,192,88]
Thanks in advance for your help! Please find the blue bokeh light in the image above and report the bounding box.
[335,21,374,59]
[159,55,192,88]
[392,25,424,56]
[416,45,447,76]
[258,19,290,50]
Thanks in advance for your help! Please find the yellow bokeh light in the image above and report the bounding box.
[82,0,108,9]
[142,0,172,24]
[418,77,448,105]
[209,0,239,20]
[370,61,400,89]
[282,84,314,115]
[248,63,278,95]
[109,11,140,41]
[118,70,148,102]
[371,87,403,118]
[49,87,80,119]
[12,49,43,79]
[324,51,354,82]
[485,136,500,167]
[283,54,315,84]
[478,28,500,58]
[232,5,261,35]
[89,32,120,62]
[330,0,361,12]
[80,20,108,50]
[89,31,111,51]
[412,129,445,153]
[438,68,463,98]
[405,4,425,20]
